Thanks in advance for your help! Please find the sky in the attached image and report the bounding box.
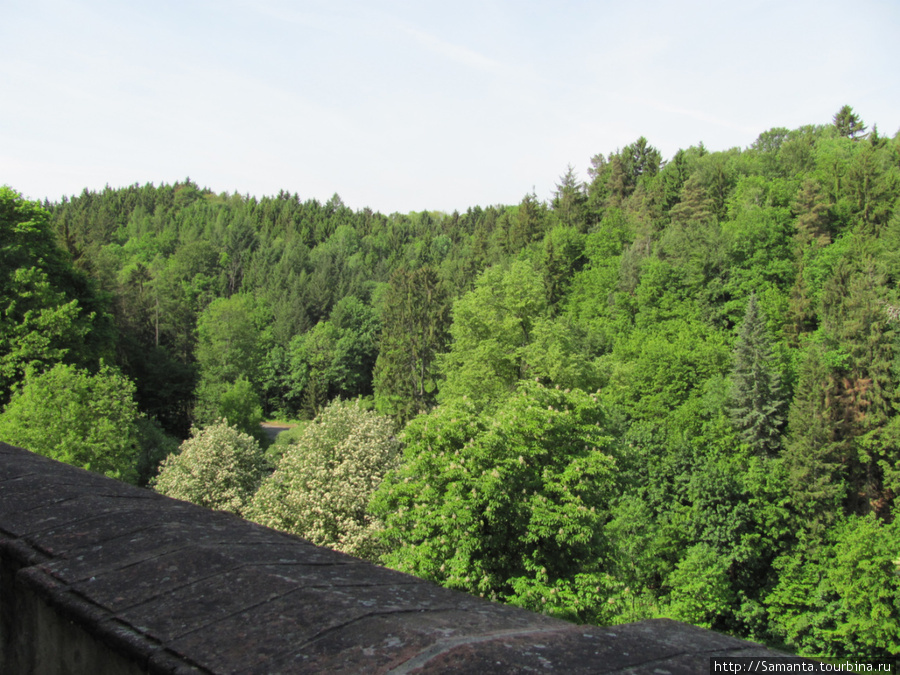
[3,0,899,215]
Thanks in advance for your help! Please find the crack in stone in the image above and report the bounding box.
[385,625,571,674]
[263,605,481,672]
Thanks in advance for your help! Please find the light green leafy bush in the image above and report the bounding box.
[0,362,141,482]
[371,380,622,622]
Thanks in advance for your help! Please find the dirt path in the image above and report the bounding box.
[260,422,294,442]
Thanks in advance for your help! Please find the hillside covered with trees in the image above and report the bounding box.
[2,106,899,661]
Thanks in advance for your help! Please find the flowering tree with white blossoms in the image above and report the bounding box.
[246,399,399,560]
[151,421,266,514]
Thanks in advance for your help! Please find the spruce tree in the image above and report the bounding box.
[727,295,786,455]
[783,345,844,535]
[832,105,868,140]
[373,266,450,423]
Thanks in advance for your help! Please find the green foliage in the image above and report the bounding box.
[727,295,787,455]
[551,166,587,230]
[674,451,790,637]
[721,204,795,313]
[540,225,586,309]
[0,268,88,398]
[438,261,549,405]
[521,315,603,393]
[766,515,900,660]
[0,187,111,403]
[832,105,868,141]
[217,376,266,443]
[373,266,450,422]
[372,381,621,622]
[134,417,180,486]
[286,296,379,418]
[9,109,899,657]
[246,399,399,560]
[151,420,266,514]
[603,320,730,421]
[0,363,141,483]
[664,543,734,629]
[783,344,845,534]
[194,293,271,423]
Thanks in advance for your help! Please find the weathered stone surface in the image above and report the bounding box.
[398,620,773,674]
[69,546,242,611]
[0,442,790,673]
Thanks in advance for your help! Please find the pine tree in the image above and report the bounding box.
[784,262,816,347]
[669,174,714,226]
[552,166,587,230]
[727,295,786,455]
[819,257,897,516]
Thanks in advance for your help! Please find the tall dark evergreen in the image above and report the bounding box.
[832,104,868,140]
[373,266,450,423]
[783,344,845,536]
[727,295,786,455]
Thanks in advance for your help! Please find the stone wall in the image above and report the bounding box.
[0,441,785,673]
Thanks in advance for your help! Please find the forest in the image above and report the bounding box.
[1,105,898,661]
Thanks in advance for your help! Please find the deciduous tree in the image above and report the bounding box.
[247,399,399,559]
[0,363,141,483]
[371,381,621,622]
[152,421,266,514]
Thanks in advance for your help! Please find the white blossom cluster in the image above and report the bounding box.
[151,420,267,514]
[245,399,400,560]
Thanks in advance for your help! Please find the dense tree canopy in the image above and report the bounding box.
[0,187,112,405]
[3,107,899,660]
[371,381,622,622]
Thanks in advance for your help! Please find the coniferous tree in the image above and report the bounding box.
[784,263,816,347]
[791,179,832,247]
[627,136,663,180]
[10,108,900,657]
[783,345,845,535]
[669,174,714,226]
[819,258,898,517]
[373,266,450,422]
[552,166,587,230]
[727,295,786,455]
[832,105,868,140]
[509,192,547,252]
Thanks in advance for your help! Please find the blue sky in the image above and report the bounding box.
[3,0,898,214]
